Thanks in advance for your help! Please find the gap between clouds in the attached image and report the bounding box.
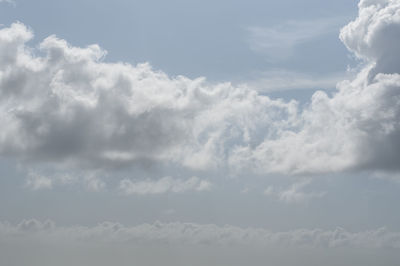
[246,17,347,61]
[0,0,400,182]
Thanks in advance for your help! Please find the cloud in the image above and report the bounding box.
[22,170,107,191]
[340,0,400,80]
[0,22,300,174]
[263,179,325,203]
[0,0,15,5]
[372,171,400,183]
[277,179,326,203]
[84,175,106,192]
[231,0,400,174]
[119,176,211,195]
[1,219,400,249]
[25,172,53,190]
[247,17,345,61]
[0,0,400,178]
[241,70,348,92]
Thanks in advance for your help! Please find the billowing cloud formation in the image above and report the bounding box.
[0,0,400,176]
[0,22,300,173]
[1,219,400,249]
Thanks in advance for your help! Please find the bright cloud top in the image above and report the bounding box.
[0,0,400,177]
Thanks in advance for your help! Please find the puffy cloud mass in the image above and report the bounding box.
[0,0,400,175]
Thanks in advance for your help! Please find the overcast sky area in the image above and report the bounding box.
[1,0,400,265]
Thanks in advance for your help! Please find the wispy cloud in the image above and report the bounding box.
[241,70,350,92]
[24,171,106,192]
[0,0,16,6]
[25,172,53,190]
[264,179,325,203]
[119,176,212,195]
[247,17,347,61]
[2,219,400,249]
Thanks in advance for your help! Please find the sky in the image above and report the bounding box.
[1,0,400,265]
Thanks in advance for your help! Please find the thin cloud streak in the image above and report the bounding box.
[247,17,348,61]
[119,176,212,195]
[264,179,326,203]
[241,70,350,92]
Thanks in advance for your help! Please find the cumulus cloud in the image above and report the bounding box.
[0,0,400,178]
[1,219,400,249]
[340,0,400,80]
[0,22,299,174]
[119,176,211,195]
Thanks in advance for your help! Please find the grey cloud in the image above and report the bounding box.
[1,219,400,249]
[25,172,53,190]
[119,176,212,195]
[0,0,400,177]
[232,0,400,174]
[241,70,348,92]
[0,22,297,173]
[23,170,106,192]
[340,0,400,80]
[264,179,326,204]
[0,0,14,5]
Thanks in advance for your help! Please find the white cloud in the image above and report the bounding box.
[241,70,348,92]
[0,0,15,5]
[241,187,250,194]
[24,170,107,191]
[1,219,400,249]
[25,172,53,190]
[263,186,274,196]
[372,171,400,183]
[247,17,346,60]
[263,180,325,203]
[0,0,399,178]
[85,175,106,192]
[119,176,212,195]
[278,179,325,203]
